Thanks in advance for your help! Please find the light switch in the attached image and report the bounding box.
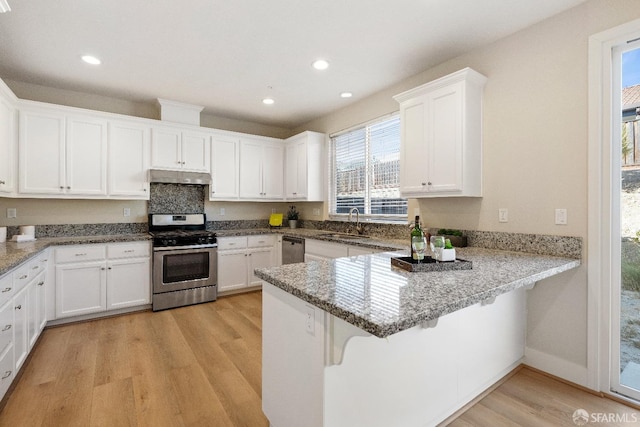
[555,208,567,225]
[498,208,508,223]
[123,208,131,217]
[305,305,315,335]
[6,208,16,219]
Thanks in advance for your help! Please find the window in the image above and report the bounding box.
[329,114,407,221]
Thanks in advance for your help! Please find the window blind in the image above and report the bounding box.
[330,114,407,218]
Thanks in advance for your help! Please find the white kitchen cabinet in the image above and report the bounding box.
[55,242,151,319]
[151,126,211,172]
[217,235,279,293]
[239,138,284,200]
[210,133,240,200]
[0,300,14,399]
[106,242,151,310]
[304,239,382,262]
[284,131,324,201]
[0,81,17,196]
[19,107,108,196]
[394,68,487,198]
[108,120,150,198]
[55,260,107,319]
[27,271,45,349]
[12,284,28,372]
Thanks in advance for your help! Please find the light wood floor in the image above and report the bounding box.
[0,291,638,426]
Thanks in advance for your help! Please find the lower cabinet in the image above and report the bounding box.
[13,284,29,371]
[304,239,382,261]
[218,235,280,293]
[54,241,150,319]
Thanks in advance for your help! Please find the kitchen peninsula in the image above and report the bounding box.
[255,247,580,427]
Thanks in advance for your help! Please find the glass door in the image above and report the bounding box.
[614,43,640,401]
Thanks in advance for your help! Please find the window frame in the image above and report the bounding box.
[328,112,407,224]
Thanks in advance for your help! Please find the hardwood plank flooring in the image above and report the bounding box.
[1,290,638,426]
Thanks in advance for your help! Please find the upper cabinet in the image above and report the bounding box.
[19,107,108,196]
[108,120,151,198]
[284,131,325,201]
[0,81,17,196]
[210,133,240,200]
[394,68,487,198]
[239,138,284,200]
[151,126,210,172]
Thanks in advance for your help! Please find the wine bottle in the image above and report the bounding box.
[411,215,423,260]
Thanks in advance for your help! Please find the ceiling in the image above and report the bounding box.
[0,0,588,129]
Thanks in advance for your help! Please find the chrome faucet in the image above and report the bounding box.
[348,207,363,235]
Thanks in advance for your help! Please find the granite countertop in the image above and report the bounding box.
[0,234,151,277]
[255,247,581,338]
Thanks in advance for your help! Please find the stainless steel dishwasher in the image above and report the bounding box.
[282,236,305,264]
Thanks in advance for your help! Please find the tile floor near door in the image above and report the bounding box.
[0,291,637,426]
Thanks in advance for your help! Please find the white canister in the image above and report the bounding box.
[19,225,35,237]
[0,227,6,243]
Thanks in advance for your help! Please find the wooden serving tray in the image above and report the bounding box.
[391,256,472,272]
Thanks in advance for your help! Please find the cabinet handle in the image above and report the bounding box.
[67,186,71,190]
[124,249,135,253]
[37,281,44,286]
[421,182,426,186]
[0,180,5,185]
[15,305,21,310]
[1,371,11,380]
[2,287,11,293]
[75,253,87,256]
[32,265,39,270]
[143,188,147,192]
[2,325,11,331]
[59,186,64,190]
[101,267,106,271]
[19,275,27,280]
[108,267,112,270]
[428,182,432,185]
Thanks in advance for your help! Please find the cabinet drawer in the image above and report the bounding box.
[12,263,33,293]
[0,274,13,308]
[218,237,248,251]
[55,245,106,264]
[248,234,276,248]
[0,300,13,356]
[107,242,150,259]
[0,338,13,401]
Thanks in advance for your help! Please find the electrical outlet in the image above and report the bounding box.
[6,208,16,219]
[271,208,276,214]
[305,305,315,335]
[313,208,320,216]
[555,208,567,225]
[498,208,508,223]
[219,208,225,216]
[123,208,131,217]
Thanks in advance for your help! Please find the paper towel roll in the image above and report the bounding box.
[0,227,6,243]
[19,225,35,237]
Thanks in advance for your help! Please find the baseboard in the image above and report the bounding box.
[524,346,589,388]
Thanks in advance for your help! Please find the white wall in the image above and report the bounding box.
[294,0,640,387]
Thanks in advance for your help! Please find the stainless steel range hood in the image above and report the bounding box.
[149,169,211,185]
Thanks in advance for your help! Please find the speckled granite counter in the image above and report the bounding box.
[255,247,580,338]
[0,234,151,277]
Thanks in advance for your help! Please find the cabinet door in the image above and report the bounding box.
[211,134,240,199]
[262,142,284,199]
[107,258,151,310]
[151,127,182,169]
[426,83,463,193]
[181,130,211,172]
[399,97,429,196]
[36,273,46,333]
[239,139,264,199]
[248,247,277,287]
[13,286,28,371]
[217,250,248,292]
[108,121,150,198]
[66,115,108,195]
[19,109,65,194]
[56,261,107,318]
[27,278,39,349]
[285,140,305,199]
[0,96,15,194]
[0,300,13,357]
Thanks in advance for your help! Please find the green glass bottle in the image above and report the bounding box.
[411,215,423,260]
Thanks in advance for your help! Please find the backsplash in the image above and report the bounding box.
[148,183,205,214]
[6,222,148,238]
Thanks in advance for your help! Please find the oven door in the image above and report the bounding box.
[153,246,217,294]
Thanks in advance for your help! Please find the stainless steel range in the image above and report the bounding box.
[149,213,217,311]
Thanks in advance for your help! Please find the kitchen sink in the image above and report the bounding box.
[319,233,370,239]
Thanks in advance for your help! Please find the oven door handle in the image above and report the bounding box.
[153,244,218,252]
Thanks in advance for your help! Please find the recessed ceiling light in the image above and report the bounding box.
[312,59,329,70]
[81,55,101,65]
[340,92,353,98]
[262,98,275,105]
